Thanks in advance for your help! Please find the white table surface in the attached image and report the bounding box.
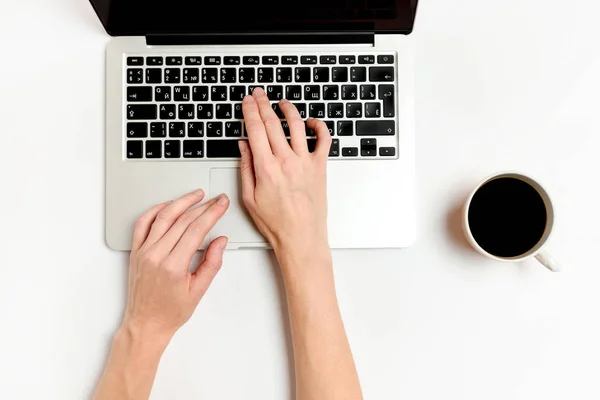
[1,0,599,399]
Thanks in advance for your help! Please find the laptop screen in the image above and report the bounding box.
[91,0,418,36]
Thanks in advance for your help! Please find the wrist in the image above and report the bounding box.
[116,320,173,355]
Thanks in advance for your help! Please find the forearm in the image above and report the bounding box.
[93,326,170,400]
[276,245,363,400]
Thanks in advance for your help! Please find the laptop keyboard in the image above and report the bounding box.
[124,53,398,160]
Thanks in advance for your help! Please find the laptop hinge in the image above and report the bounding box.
[146,32,375,46]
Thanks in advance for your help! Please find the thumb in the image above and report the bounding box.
[191,236,228,299]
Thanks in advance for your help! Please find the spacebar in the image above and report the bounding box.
[207,140,242,158]
[356,120,395,136]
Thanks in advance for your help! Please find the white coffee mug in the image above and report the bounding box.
[462,172,561,272]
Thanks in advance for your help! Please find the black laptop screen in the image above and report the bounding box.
[90,0,418,36]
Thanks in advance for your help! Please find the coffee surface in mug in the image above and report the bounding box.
[468,177,547,258]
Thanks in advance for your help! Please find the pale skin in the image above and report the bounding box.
[93,87,363,400]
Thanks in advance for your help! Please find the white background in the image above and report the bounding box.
[1,0,599,399]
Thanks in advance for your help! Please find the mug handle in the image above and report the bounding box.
[535,249,562,272]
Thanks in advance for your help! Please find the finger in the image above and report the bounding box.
[144,189,206,246]
[152,196,221,255]
[167,195,230,266]
[307,118,332,159]
[253,88,291,156]
[239,141,256,206]
[191,236,228,299]
[242,95,272,164]
[131,201,172,252]
[279,99,308,154]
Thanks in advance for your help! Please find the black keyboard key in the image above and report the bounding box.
[154,86,171,102]
[126,122,147,138]
[220,68,237,83]
[350,67,367,82]
[243,56,260,65]
[342,147,359,157]
[332,67,348,82]
[328,103,344,118]
[145,68,162,84]
[257,68,274,83]
[337,121,354,136]
[145,140,162,158]
[230,86,246,101]
[234,103,243,119]
[313,67,330,82]
[323,85,339,100]
[358,55,375,64]
[329,139,340,156]
[325,121,335,135]
[267,85,284,100]
[127,104,157,120]
[211,86,228,101]
[379,147,396,157]
[377,55,394,64]
[159,104,176,119]
[205,56,221,65]
[183,68,200,83]
[146,56,163,66]
[127,86,152,102]
[356,120,395,136]
[309,103,326,118]
[150,122,166,138]
[281,120,291,136]
[295,103,307,118]
[361,84,377,100]
[369,67,394,82]
[197,104,214,119]
[185,56,202,65]
[216,104,233,119]
[127,141,143,159]
[178,104,195,119]
[224,56,241,65]
[286,85,302,101]
[187,122,204,137]
[272,103,284,119]
[346,103,362,118]
[364,102,381,118]
[192,86,209,102]
[248,85,265,95]
[282,56,298,65]
[127,69,143,84]
[202,68,218,83]
[262,56,279,65]
[301,56,317,64]
[183,140,205,158]
[339,55,356,64]
[207,122,223,137]
[166,56,183,66]
[163,68,180,83]
[304,122,316,137]
[320,55,337,64]
[360,138,377,156]
[304,85,320,100]
[174,86,190,102]
[127,57,144,66]
[295,67,311,83]
[239,68,255,83]
[207,140,242,158]
[169,122,185,138]
[225,121,242,137]
[164,140,181,158]
[379,84,395,117]
[307,139,317,151]
[342,85,358,100]
[276,67,293,83]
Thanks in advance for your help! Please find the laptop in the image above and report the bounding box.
[90,0,419,250]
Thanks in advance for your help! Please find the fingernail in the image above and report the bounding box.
[243,95,255,103]
[253,87,265,96]
[166,200,174,204]
[280,99,289,104]
[219,238,229,250]
[238,140,247,153]
[193,189,204,196]
[217,195,229,206]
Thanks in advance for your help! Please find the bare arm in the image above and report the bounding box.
[93,191,230,400]
[240,88,363,400]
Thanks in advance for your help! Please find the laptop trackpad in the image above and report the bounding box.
[209,168,267,248]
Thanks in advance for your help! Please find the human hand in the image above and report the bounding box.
[239,88,332,258]
[122,190,230,343]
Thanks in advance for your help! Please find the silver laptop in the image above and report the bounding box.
[90,0,419,250]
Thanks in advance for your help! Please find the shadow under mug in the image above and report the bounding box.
[462,172,561,272]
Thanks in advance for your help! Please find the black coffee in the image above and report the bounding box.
[468,177,547,258]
